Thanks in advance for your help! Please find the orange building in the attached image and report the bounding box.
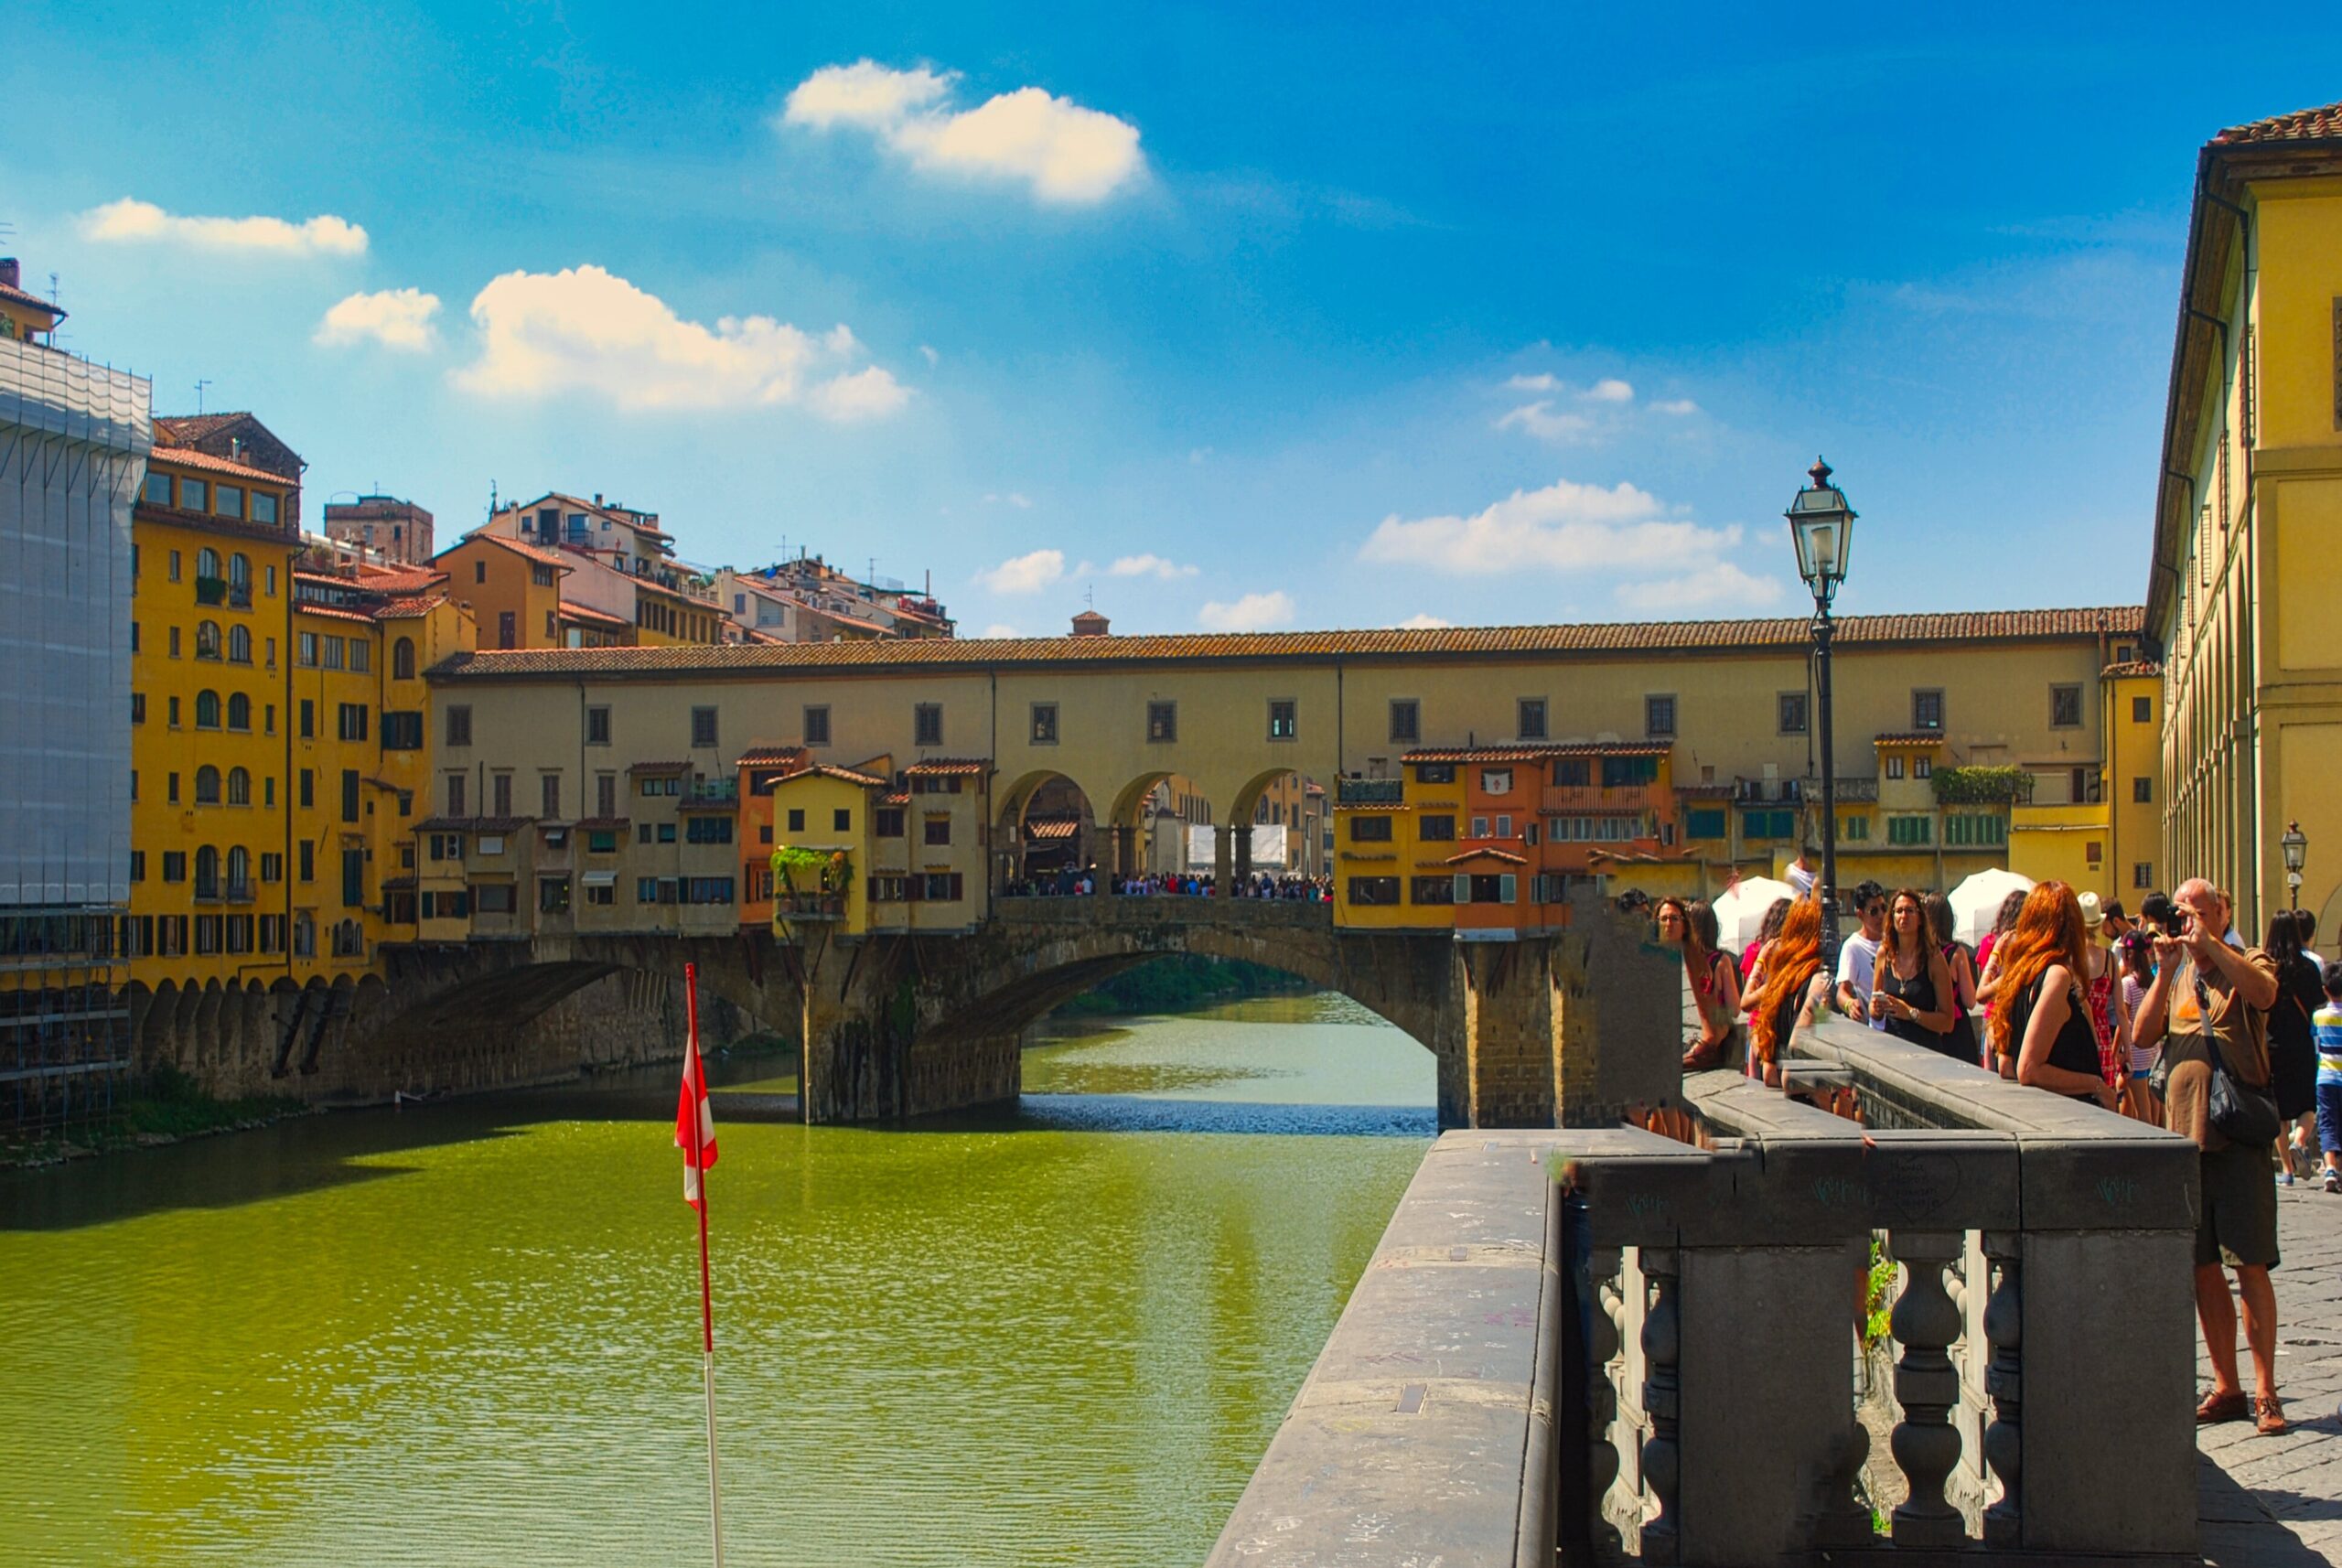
[435,532,571,650]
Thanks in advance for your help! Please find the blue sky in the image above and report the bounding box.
[6,4,2338,635]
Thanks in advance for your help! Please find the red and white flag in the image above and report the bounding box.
[675,1026,718,1210]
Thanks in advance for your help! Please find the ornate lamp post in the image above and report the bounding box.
[1788,457,1857,956]
[2282,819,2308,911]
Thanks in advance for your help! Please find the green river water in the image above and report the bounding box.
[0,994,1434,1566]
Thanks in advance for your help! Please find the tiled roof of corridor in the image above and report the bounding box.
[429,606,2148,681]
[2214,100,2342,144]
[1403,740,1675,763]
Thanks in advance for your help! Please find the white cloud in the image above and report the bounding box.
[980,623,1025,639]
[1614,562,1785,612]
[781,60,1145,204]
[1360,478,1738,576]
[807,365,910,422]
[1585,377,1635,403]
[919,344,940,365]
[982,491,1033,508]
[1495,401,1595,443]
[1505,372,1560,392]
[81,197,367,256]
[1187,446,1212,465]
[1109,553,1198,580]
[314,287,441,351]
[1397,612,1453,629]
[975,548,1066,595]
[1198,591,1295,632]
[1650,398,1702,416]
[451,264,904,415]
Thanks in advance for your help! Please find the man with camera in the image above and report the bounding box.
[2133,878,2285,1434]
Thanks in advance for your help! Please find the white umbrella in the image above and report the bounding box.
[1712,876,1800,950]
[1949,867,2034,947]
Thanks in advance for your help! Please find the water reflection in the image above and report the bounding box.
[0,993,1433,1566]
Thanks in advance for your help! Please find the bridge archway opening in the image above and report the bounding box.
[997,769,1099,894]
[1225,766,1327,886]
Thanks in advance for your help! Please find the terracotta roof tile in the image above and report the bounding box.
[1874,731,1949,746]
[1444,847,1529,865]
[904,758,989,776]
[0,277,63,319]
[2102,660,2164,678]
[373,592,449,618]
[1025,819,1080,841]
[2214,100,2342,144]
[627,759,692,773]
[443,531,573,572]
[152,413,248,446]
[736,746,810,767]
[771,763,888,789]
[558,598,628,629]
[295,602,379,626]
[1405,740,1673,763]
[428,606,2145,682]
[147,445,295,489]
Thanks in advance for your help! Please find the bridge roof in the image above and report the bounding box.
[424,606,2146,682]
[1404,740,1674,762]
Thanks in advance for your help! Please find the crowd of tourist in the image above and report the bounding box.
[1002,866,1333,901]
[1654,872,2322,1440]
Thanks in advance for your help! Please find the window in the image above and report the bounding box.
[298,840,314,882]
[876,808,905,838]
[167,771,178,803]
[1419,814,1456,842]
[297,768,314,809]
[1739,808,1796,840]
[833,808,854,832]
[1347,875,1401,906]
[1410,875,1455,905]
[1480,768,1513,795]
[1778,693,1808,735]
[1349,815,1394,843]
[685,816,733,844]
[296,698,313,739]
[168,626,179,658]
[251,492,277,526]
[321,636,344,671]
[586,881,615,907]
[393,638,416,681]
[1459,873,1517,905]
[912,703,943,747]
[1015,702,1056,746]
[1885,755,1905,779]
[195,690,221,728]
[228,626,252,663]
[531,564,556,589]
[130,851,145,882]
[786,808,805,832]
[1913,689,1944,731]
[195,766,222,804]
[444,705,473,747]
[1944,813,2007,847]
[924,817,951,846]
[382,711,424,750]
[2133,862,2154,889]
[539,877,572,915]
[196,620,221,660]
[1915,756,1932,780]
[1470,815,1488,837]
[541,773,562,819]
[1269,700,1297,740]
[1518,700,1548,740]
[298,631,318,667]
[2133,695,2153,724]
[596,775,618,818]
[587,829,618,854]
[132,692,145,725]
[1147,702,1176,742]
[491,773,513,817]
[2133,777,2153,804]
[337,703,369,742]
[1887,815,1934,846]
[1685,807,1727,839]
[341,848,366,908]
[162,852,187,884]
[226,768,251,806]
[143,472,171,507]
[342,769,360,823]
[475,884,518,916]
[349,639,370,674]
[2070,767,2101,804]
[1841,813,1870,841]
[177,477,208,512]
[496,610,516,649]
[215,485,242,518]
[1645,694,1676,737]
[804,705,831,746]
[2050,684,2083,728]
[1389,700,1420,743]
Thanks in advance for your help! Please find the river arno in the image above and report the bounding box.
[0,994,1434,1566]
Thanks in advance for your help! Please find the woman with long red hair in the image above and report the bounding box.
[1746,894,1831,1090]
[1991,880,2121,1108]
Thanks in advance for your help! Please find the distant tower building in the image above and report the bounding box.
[324,494,435,565]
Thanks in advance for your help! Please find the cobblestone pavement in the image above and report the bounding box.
[2198,1180,2342,1565]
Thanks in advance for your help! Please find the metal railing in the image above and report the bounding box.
[1335,778,1403,804]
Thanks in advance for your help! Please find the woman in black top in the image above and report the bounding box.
[1870,889,1962,1058]
[1999,881,2121,1109]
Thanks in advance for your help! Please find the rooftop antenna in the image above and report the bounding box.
[194,379,212,413]
[489,479,499,518]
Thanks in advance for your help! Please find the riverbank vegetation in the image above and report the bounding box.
[3,1065,308,1167]
[1053,955,1311,1017]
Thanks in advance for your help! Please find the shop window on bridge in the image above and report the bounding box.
[1601,755,1659,788]
[1419,814,1456,842]
[1740,808,1796,841]
[916,873,963,902]
[1685,807,1727,840]
[1347,875,1400,906]
[1943,813,2005,847]
[475,884,518,915]
[1457,873,1517,904]
[1348,815,1394,843]
[1409,875,1454,905]
[539,876,572,914]
[876,808,905,838]
[686,816,734,844]
[1146,702,1177,743]
[587,829,618,854]
[1413,759,1454,784]
[1887,815,1934,846]
[1553,758,1590,787]
[869,875,909,903]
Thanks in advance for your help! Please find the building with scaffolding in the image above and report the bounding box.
[0,271,147,1130]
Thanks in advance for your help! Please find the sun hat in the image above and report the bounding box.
[2078,891,2104,930]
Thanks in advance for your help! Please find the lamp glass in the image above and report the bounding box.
[2282,822,2307,873]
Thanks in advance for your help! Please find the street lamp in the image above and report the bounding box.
[2282,819,2307,911]
[1788,456,1857,957]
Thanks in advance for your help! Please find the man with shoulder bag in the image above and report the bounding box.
[2133,879,2285,1434]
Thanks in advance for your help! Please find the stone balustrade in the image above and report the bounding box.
[1204,1008,2201,1566]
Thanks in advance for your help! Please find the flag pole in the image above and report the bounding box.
[686,962,724,1568]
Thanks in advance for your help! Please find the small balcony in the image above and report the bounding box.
[194,575,229,606]
[1337,778,1404,805]
[773,891,846,920]
[192,879,252,905]
[683,779,740,807]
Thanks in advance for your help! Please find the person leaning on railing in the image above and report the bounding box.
[1662,896,1741,1070]
[2131,877,2286,1437]
[1744,894,1829,1093]
[1989,881,2121,1111]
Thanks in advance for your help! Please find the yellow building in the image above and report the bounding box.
[2150,102,2342,934]
[126,439,302,988]
[0,258,64,345]
[436,532,570,650]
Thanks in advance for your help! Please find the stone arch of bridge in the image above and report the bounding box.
[995,767,1106,888]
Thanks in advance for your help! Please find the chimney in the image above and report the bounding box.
[1071,609,1111,637]
[0,259,17,289]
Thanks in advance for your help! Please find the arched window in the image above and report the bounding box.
[197,547,221,581]
[195,846,220,896]
[196,620,221,660]
[226,768,251,806]
[228,625,252,663]
[393,637,416,681]
[229,553,251,587]
[194,691,221,728]
[226,693,251,730]
[194,767,221,804]
[226,846,250,892]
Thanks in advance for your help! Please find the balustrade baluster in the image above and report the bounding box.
[1638,1248,1681,1565]
[1886,1229,1966,1548]
[1980,1232,2022,1548]
[1587,1245,1624,1559]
